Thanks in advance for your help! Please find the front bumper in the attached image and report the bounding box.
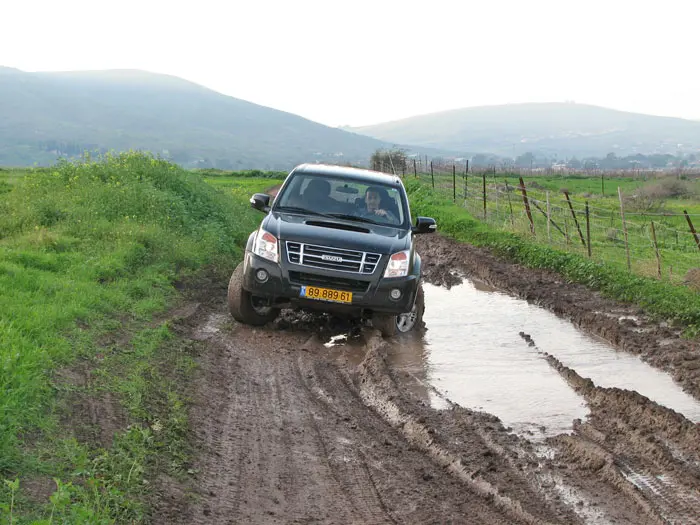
[241,251,419,315]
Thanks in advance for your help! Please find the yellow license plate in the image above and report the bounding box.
[300,285,352,303]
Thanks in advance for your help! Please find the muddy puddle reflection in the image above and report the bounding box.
[381,279,700,440]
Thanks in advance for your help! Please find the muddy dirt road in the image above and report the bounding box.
[155,234,700,525]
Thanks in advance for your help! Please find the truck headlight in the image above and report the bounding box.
[254,229,279,263]
[384,250,410,278]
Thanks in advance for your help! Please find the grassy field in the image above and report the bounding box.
[0,154,272,523]
[405,177,700,335]
[423,169,700,284]
[508,173,647,196]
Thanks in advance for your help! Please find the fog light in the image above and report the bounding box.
[256,269,269,283]
[390,288,401,299]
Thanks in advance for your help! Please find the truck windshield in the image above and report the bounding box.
[274,174,407,227]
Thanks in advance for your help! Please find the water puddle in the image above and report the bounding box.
[324,334,348,348]
[386,279,700,439]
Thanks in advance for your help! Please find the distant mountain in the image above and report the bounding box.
[345,103,700,158]
[0,67,401,169]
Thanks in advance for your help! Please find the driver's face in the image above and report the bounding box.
[365,191,381,210]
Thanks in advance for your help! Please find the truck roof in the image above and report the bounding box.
[291,163,403,187]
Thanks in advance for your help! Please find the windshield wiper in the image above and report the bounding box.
[326,213,382,225]
[276,207,384,225]
[275,205,329,218]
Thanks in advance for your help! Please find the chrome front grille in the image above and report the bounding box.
[285,242,381,275]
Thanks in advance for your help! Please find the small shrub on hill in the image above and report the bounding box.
[624,177,697,212]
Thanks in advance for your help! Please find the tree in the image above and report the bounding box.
[370,148,407,174]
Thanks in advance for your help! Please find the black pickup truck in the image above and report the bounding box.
[227,163,436,336]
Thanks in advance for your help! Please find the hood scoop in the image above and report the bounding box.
[305,220,370,234]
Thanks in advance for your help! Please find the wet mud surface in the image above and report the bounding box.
[154,233,700,524]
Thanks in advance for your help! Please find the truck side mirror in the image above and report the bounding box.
[250,193,271,213]
[412,216,437,234]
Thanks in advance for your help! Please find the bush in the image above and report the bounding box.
[370,148,408,174]
[638,177,696,200]
[622,177,696,212]
[683,268,700,291]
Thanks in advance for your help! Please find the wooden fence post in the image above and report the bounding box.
[464,162,469,200]
[492,166,499,216]
[413,158,417,178]
[546,191,551,242]
[452,164,456,202]
[618,187,631,271]
[585,201,591,258]
[482,171,487,219]
[563,190,586,248]
[430,161,434,189]
[683,210,700,251]
[506,178,514,227]
[463,169,467,201]
[650,221,661,279]
[518,177,535,234]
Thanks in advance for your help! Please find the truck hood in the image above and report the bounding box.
[262,212,409,255]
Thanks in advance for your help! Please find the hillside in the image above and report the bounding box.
[0,67,393,169]
[346,103,700,158]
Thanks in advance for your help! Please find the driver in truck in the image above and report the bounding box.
[362,186,398,224]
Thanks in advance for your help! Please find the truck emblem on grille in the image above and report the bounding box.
[321,255,343,263]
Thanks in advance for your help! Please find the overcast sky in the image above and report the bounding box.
[2,0,698,127]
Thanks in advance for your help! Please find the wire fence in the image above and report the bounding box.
[387,159,700,285]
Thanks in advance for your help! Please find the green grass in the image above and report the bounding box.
[0,152,266,523]
[0,168,30,195]
[425,170,700,283]
[509,173,647,196]
[405,178,700,336]
[203,174,284,193]
[195,168,287,179]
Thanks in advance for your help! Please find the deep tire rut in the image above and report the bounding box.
[154,231,700,524]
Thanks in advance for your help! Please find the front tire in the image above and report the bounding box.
[227,262,280,326]
[373,284,425,337]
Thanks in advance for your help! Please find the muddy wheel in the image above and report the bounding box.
[227,262,279,326]
[373,284,425,337]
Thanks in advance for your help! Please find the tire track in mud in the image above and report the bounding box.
[286,335,519,524]
[160,301,688,525]
[353,333,582,525]
[520,331,700,525]
[182,332,379,524]
[155,229,700,524]
[291,357,397,525]
[168,316,520,524]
